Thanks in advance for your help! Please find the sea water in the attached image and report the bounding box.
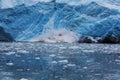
[0,42,120,80]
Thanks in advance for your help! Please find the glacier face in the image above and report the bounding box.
[0,0,120,43]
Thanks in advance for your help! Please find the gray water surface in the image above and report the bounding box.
[0,42,120,80]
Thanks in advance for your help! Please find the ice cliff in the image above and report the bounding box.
[0,0,120,43]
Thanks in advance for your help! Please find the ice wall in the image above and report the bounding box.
[0,0,120,43]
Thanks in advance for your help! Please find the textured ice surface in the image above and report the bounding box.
[0,0,52,8]
[57,0,120,10]
[0,0,120,43]
[1,0,120,9]
[0,42,120,80]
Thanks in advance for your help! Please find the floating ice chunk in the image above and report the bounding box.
[69,46,79,49]
[1,77,15,80]
[58,60,68,64]
[83,67,88,69]
[59,46,67,49]
[27,69,30,71]
[20,78,28,80]
[67,64,76,67]
[49,54,56,57]
[35,57,40,60]
[115,59,120,62]
[5,52,15,55]
[17,50,29,54]
[6,62,14,66]
[0,72,13,76]
[51,61,57,64]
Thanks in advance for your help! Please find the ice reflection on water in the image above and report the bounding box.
[0,42,120,80]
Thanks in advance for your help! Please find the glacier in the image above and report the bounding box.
[0,0,120,43]
[0,27,13,41]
